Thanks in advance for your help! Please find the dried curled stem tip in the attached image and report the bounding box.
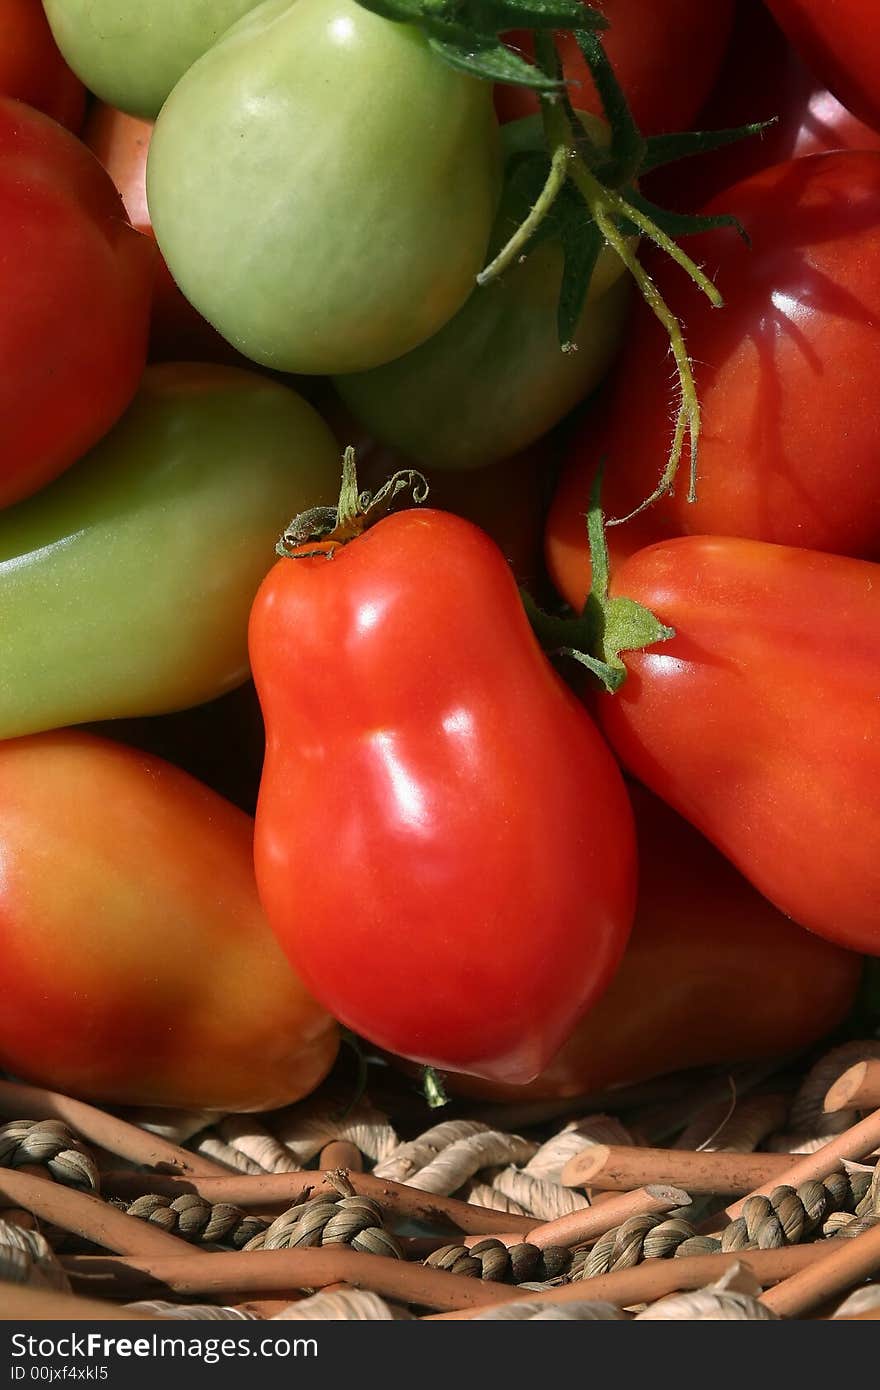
[277,447,428,557]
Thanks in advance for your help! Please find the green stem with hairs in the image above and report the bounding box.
[477,142,570,287]
[531,32,713,510]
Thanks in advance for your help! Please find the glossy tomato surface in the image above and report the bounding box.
[0,0,84,129]
[598,536,880,956]
[0,364,341,737]
[548,151,880,608]
[0,97,156,510]
[496,0,734,132]
[444,785,863,1101]
[0,731,338,1109]
[646,0,880,211]
[766,0,880,132]
[250,508,637,1084]
[147,0,501,374]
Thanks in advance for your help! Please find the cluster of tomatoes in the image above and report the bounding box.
[1,0,878,1115]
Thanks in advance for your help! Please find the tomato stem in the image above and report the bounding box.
[334,445,366,540]
[276,448,429,557]
[476,142,570,287]
[528,32,715,511]
[523,468,674,693]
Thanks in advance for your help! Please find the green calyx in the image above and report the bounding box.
[354,0,768,513]
[355,0,609,89]
[276,446,429,557]
[525,469,674,694]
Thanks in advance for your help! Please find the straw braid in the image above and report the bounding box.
[424,1239,571,1284]
[0,1120,100,1194]
[243,1193,402,1259]
[574,1169,874,1278]
[0,1219,70,1292]
[114,1193,267,1249]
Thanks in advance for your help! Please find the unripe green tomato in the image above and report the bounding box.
[334,114,632,470]
[0,362,340,738]
[146,0,501,374]
[41,0,264,118]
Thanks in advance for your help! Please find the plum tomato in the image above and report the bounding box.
[599,537,880,957]
[250,496,637,1085]
[548,151,880,608]
[0,730,338,1110]
[438,786,863,1101]
[0,97,155,510]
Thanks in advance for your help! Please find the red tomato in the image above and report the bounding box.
[496,0,734,134]
[765,0,880,133]
[0,98,156,510]
[547,151,880,610]
[0,731,339,1109]
[83,102,241,364]
[598,536,880,956]
[441,785,863,1101]
[646,0,880,211]
[250,507,637,1084]
[0,0,85,131]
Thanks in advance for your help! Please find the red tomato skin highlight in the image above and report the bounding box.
[598,536,880,956]
[547,150,880,609]
[765,0,880,133]
[250,509,637,1085]
[646,0,880,212]
[0,0,85,131]
[0,98,156,509]
[496,0,734,134]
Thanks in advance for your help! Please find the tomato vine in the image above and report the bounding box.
[355,0,766,510]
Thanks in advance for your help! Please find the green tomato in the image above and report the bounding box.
[0,363,340,739]
[41,0,265,119]
[334,115,632,471]
[146,0,501,375]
